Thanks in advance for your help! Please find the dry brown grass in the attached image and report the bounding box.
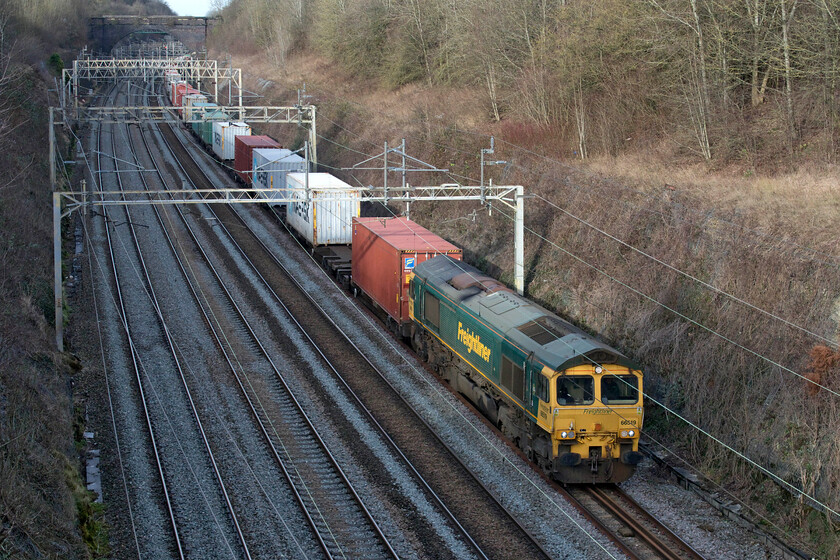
[212,46,840,556]
[588,153,840,227]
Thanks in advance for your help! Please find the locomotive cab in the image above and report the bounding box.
[546,363,644,484]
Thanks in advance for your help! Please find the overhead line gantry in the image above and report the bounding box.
[51,59,526,352]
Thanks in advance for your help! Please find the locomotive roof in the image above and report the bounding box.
[414,255,638,372]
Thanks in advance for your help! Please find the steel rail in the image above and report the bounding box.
[587,485,705,560]
[145,89,398,559]
[177,135,551,559]
[94,83,186,560]
[116,81,255,560]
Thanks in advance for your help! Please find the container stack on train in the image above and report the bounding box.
[181,93,208,118]
[164,70,181,91]
[234,136,281,183]
[285,172,360,246]
[184,101,215,124]
[163,69,305,203]
[252,148,307,204]
[172,81,200,108]
[213,122,251,160]
[197,108,229,146]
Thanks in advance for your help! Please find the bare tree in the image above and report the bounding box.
[744,0,777,106]
[647,0,713,159]
[574,77,587,159]
[779,0,799,140]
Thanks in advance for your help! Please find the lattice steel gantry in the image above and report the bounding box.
[50,58,526,351]
[63,58,243,112]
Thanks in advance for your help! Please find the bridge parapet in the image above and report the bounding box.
[88,15,218,54]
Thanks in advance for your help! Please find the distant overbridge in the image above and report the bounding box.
[88,15,217,54]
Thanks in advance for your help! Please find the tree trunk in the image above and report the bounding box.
[485,63,501,122]
[574,78,587,159]
[780,0,798,141]
[690,0,712,159]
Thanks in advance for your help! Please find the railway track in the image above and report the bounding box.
[94,84,184,559]
[95,82,247,558]
[152,94,555,558]
[562,485,706,560]
[128,84,400,558]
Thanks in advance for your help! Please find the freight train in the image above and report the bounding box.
[166,71,644,483]
[166,73,364,247]
[351,218,644,484]
[165,72,310,207]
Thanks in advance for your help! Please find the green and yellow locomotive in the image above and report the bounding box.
[408,255,644,484]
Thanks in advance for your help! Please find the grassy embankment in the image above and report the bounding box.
[210,16,840,554]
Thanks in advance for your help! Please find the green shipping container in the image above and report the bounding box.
[189,102,216,136]
[199,110,229,146]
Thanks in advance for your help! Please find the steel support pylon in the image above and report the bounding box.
[53,192,63,351]
[515,185,524,295]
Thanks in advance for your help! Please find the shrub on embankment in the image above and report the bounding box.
[212,0,840,554]
[0,0,111,557]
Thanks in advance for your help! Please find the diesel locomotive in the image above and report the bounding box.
[408,255,644,483]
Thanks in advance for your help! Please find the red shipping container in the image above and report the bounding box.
[172,82,187,106]
[234,135,280,183]
[173,82,199,108]
[170,81,183,105]
[352,217,461,336]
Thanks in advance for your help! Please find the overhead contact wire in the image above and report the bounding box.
[535,193,838,349]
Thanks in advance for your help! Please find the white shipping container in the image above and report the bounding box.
[252,149,307,204]
[285,173,361,245]
[181,94,209,120]
[212,121,251,160]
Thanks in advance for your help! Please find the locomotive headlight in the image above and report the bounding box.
[595,366,603,374]
[620,429,637,438]
[560,431,575,439]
